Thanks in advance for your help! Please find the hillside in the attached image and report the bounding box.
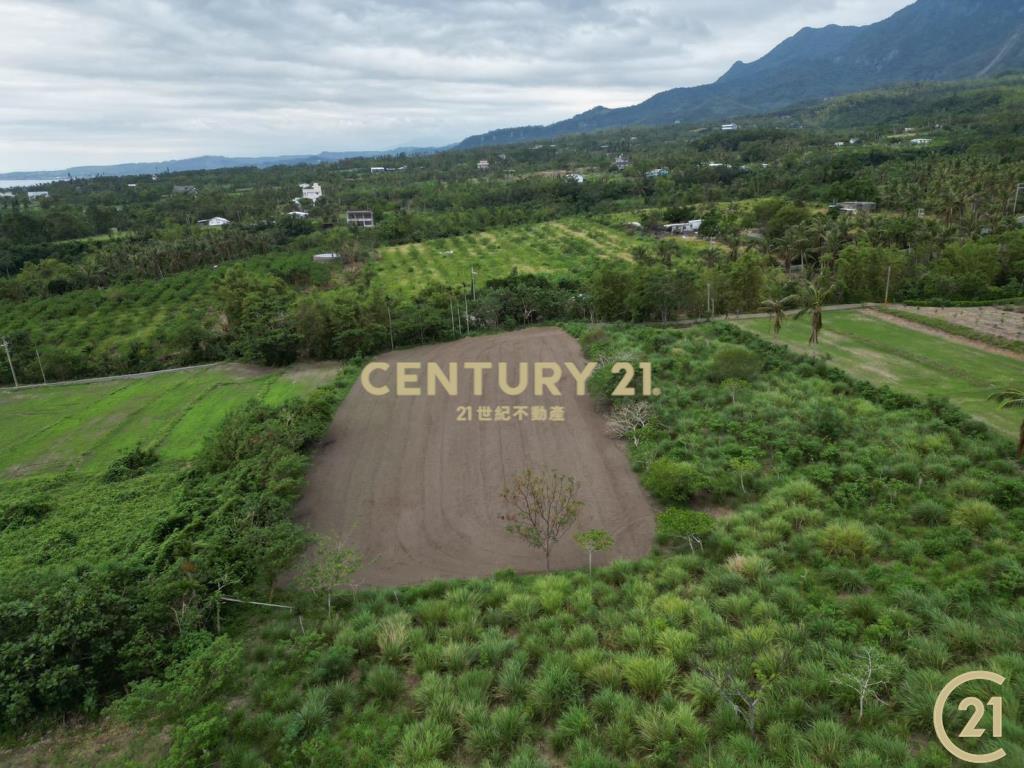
[460,0,1024,147]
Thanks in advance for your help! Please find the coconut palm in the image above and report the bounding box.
[759,294,798,338]
[795,278,836,345]
[989,388,1024,459]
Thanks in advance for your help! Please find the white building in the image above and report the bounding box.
[614,154,630,170]
[28,190,49,199]
[370,166,386,174]
[645,168,669,178]
[911,138,932,146]
[300,182,322,202]
[198,216,231,227]
[347,210,374,228]
[722,123,739,131]
[836,201,876,216]
[565,173,585,183]
[477,159,490,170]
[286,211,310,218]
[665,220,703,236]
[312,252,340,262]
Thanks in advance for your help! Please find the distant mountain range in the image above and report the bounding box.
[459,0,1024,147]
[0,147,441,181]
[6,0,1023,179]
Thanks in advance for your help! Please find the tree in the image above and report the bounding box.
[573,529,614,575]
[728,454,760,494]
[606,400,655,446]
[832,648,889,722]
[795,277,836,345]
[656,507,713,552]
[759,294,797,338]
[500,467,582,571]
[300,535,363,617]
[989,388,1024,459]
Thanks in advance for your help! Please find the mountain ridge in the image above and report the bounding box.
[459,0,1024,147]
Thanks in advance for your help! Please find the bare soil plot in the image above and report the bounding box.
[293,327,656,586]
[865,308,1024,361]
[890,305,1024,344]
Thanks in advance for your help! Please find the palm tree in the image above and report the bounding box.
[989,388,1024,459]
[759,294,798,338]
[795,278,836,345]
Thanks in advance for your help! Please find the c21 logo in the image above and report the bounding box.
[933,671,1007,764]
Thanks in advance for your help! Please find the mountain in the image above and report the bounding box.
[0,147,441,180]
[459,0,1024,147]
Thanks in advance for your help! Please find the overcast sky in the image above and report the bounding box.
[0,0,912,171]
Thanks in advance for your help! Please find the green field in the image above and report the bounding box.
[0,360,343,592]
[371,217,646,292]
[736,310,1024,438]
[0,361,340,477]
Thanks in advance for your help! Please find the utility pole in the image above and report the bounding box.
[883,265,892,305]
[470,268,477,301]
[706,283,713,318]
[1014,183,1023,216]
[1,338,18,388]
[34,346,46,384]
[385,302,394,350]
[449,297,456,335]
[464,293,470,332]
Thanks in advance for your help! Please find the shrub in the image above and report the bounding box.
[394,718,455,765]
[103,444,158,482]
[708,344,763,382]
[950,499,999,535]
[622,654,677,700]
[376,612,412,663]
[644,458,702,504]
[528,657,581,721]
[465,704,530,761]
[364,664,405,702]
[819,520,875,560]
[656,507,714,552]
[634,703,707,766]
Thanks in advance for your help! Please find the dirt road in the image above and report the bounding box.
[293,327,655,587]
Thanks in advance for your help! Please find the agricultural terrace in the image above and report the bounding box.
[886,304,1024,344]
[0,360,348,651]
[370,218,652,294]
[0,361,340,477]
[736,310,1024,438]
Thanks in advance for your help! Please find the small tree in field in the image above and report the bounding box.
[501,467,582,571]
[574,529,614,575]
[300,535,363,617]
[657,507,714,552]
[607,400,655,446]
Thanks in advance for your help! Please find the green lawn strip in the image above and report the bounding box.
[735,310,1023,438]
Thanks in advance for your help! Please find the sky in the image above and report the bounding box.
[0,0,912,172]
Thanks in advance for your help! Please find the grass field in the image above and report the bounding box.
[0,360,343,592]
[736,310,1024,438]
[370,217,646,293]
[0,361,340,477]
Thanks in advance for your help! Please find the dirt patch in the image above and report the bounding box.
[292,327,656,587]
[862,308,1024,362]
[281,361,343,386]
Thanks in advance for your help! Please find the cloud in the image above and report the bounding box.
[0,0,910,170]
